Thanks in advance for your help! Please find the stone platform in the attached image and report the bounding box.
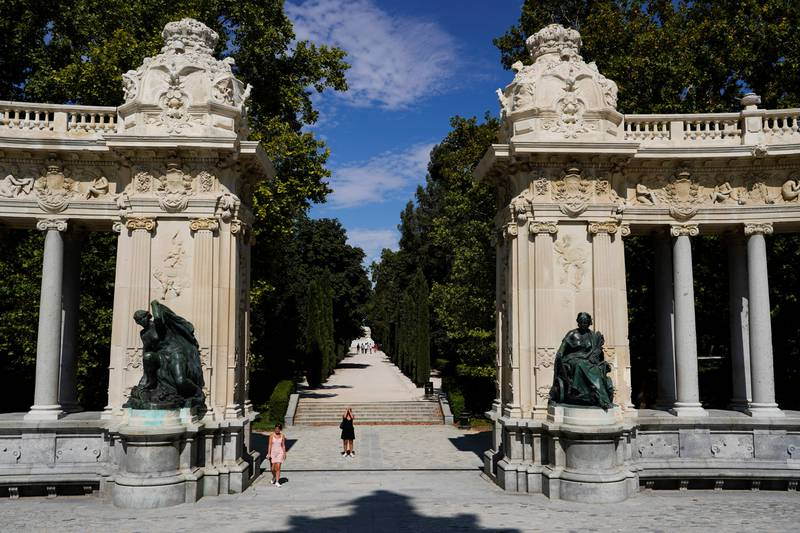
[0,411,260,502]
[485,407,800,499]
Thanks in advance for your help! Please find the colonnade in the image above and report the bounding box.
[653,223,782,417]
[24,219,83,420]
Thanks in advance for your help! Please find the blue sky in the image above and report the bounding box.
[286,0,523,264]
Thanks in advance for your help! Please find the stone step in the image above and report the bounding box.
[293,399,443,425]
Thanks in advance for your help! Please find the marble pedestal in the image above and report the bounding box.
[111,409,204,509]
[541,405,637,503]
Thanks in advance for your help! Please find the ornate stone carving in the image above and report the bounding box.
[536,386,552,400]
[125,217,156,232]
[588,221,618,235]
[503,222,518,240]
[744,222,773,236]
[781,178,800,202]
[670,224,700,237]
[133,171,153,193]
[35,162,76,213]
[664,169,701,221]
[635,183,658,205]
[155,163,194,212]
[741,180,776,205]
[153,232,189,300]
[189,218,219,232]
[533,177,549,196]
[36,219,68,232]
[230,218,246,236]
[552,167,592,216]
[215,185,239,221]
[0,168,33,198]
[710,181,736,204]
[752,144,768,158]
[535,347,556,368]
[529,221,558,235]
[197,170,215,192]
[553,234,588,288]
[84,175,109,199]
[620,223,631,237]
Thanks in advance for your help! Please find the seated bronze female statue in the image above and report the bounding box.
[549,312,615,409]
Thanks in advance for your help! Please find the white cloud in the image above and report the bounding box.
[286,0,458,109]
[347,227,399,265]
[328,142,434,208]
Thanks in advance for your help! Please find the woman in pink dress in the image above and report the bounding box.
[267,423,287,486]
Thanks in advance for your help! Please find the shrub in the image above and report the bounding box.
[266,379,296,427]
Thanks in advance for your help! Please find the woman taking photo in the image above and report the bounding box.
[267,423,287,486]
[340,407,355,457]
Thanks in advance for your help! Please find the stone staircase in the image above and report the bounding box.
[293,400,443,425]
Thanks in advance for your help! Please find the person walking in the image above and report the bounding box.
[340,407,355,458]
[268,423,287,486]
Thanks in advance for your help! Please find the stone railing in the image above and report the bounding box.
[0,101,118,136]
[623,106,800,146]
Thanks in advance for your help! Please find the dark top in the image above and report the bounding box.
[340,416,355,440]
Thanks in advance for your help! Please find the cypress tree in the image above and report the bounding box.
[412,269,431,387]
[305,277,324,387]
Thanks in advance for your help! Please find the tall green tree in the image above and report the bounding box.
[411,269,431,387]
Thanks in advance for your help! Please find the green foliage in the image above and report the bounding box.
[369,116,498,410]
[253,379,296,431]
[411,269,431,387]
[304,274,334,388]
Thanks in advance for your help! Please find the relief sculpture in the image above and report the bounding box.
[553,234,588,289]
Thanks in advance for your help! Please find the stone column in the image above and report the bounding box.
[492,229,504,414]
[744,223,783,417]
[669,224,706,417]
[654,232,677,409]
[530,221,557,418]
[504,219,521,417]
[58,232,83,413]
[25,219,68,421]
[190,218,218,413]
[517,214,532,416]
[727,235,751,411]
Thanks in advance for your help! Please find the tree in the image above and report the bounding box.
[0,1,350,409]
[411,269,431,387]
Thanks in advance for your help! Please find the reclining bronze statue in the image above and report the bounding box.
[549,312,615,409]
[124,300,206,413]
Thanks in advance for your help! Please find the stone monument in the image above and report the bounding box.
[479,23,800,500]
[0,19,271,502]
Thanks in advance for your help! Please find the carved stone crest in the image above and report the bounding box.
[35,162,76,213]
[552,167,592,216]
[156,163,194,212]
[664,169,701,221]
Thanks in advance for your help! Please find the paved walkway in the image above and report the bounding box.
[298,345,423,403]
[255,426,488,471]
[3,466,799,532]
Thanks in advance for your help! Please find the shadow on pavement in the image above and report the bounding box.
[335,363,370,370]
[251,434,297,457]
[448,431,491,460]
[250,490,520,533]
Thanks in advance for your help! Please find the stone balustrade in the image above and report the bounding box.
[622,111,766,145]
[0,101,118,136]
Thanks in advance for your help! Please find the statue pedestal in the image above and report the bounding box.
[541,404,637,503]
[111,408,204,509]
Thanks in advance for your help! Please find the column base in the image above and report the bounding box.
[669,403,708,417]
[745,404,784,418]
[24,405,65,421]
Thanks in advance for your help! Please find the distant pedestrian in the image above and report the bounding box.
[268,423,287,486]
[340,407,355,457]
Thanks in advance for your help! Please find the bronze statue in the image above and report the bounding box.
[124,300,206,412]
[549,312,614,409]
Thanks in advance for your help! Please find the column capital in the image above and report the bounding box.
[230,218,248,237]
[744,222,773,236]
[529,221,557,235]
[620,223,631,237]
[670,224,699,237]
[503,222,518,240]
[36,219,67,232]
[125,217,157,233]
[588,221,618,235]
[190,217,220,233]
